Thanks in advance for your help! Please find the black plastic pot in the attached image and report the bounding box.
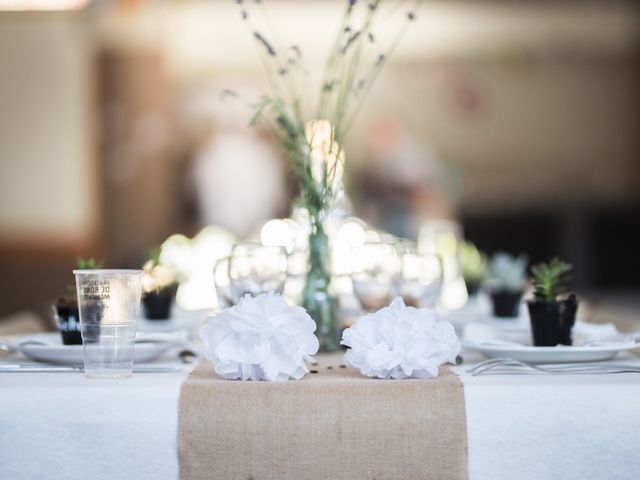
[465,280,481,297]
[54,298,82,345]
[490,290,523,318]
[142,284,178,320]
[527,294,578,346]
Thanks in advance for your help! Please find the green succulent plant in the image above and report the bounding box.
[459,241,487,284]
[142,246,178,293]
[487,252,528,292]
[76,257,103,270]
[63,257,103,298]
[147,246,162,267]
[531,258,573,303]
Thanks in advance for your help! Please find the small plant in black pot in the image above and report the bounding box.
[486,252,528,318]
[141,247,179,320]
[54,257,102,345]
[528,258,578,346]
[459,241,487,297]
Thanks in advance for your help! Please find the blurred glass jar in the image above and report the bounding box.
[213,256,233,309]
[227,243,288,304]
[282,247,308,304]
[418,220,467,310]
[396,241,443,308]
[350,238,402,312]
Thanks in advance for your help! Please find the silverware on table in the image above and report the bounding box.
[467,357,640,376]
[0,364,183,373]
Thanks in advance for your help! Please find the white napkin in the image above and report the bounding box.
[135,330,190,345]
[463,320,629,347]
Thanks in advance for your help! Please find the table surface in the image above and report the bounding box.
[1,344,640,480]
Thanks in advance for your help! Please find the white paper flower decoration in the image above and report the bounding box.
[199,292,319,381]
[341,297,460,379]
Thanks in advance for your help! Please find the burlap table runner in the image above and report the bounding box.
[179,354,468,480]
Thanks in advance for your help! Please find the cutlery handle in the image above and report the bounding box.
[0,365,83,372]
[468,357,640,376]
[0,365,182,373]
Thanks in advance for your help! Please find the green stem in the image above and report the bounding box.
[302,213,340,352]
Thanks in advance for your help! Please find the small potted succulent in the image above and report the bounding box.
[459,241,487,297]
[54,257,102,345]
[141,247,179,320]
[486,252,528,318]
[528,258,578,346]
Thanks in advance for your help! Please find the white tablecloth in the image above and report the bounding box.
[459,356,640,480]
[1,352,640,480]
[0,357,190,480]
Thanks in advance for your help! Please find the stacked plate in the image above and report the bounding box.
[1,331,189,366]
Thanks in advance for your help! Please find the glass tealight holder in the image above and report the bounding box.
[350,239,402,312]
[227,243,288,304]
[397,248,443,308]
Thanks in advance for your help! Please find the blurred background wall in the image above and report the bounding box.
[0,0,638,322]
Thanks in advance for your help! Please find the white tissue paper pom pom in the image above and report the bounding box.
[341,297,460,379]
[199,292,319,381]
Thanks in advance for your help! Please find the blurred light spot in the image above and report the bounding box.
[337,221,366,248]
[260,219,294,250]
[162,226,235,310]
[0,0,89,10]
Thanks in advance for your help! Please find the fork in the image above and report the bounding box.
[467,357,640,376]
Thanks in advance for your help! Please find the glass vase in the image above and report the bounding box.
[301,220,340,352]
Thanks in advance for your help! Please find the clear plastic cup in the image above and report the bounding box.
[73,269,143,378]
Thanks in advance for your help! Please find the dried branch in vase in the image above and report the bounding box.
[231,0,422,351]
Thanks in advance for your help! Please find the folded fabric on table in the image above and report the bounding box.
[179,353,468,480]
[463,319,625,346]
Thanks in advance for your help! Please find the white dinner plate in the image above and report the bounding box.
[7,333,176,365]
[463,340,640,363]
